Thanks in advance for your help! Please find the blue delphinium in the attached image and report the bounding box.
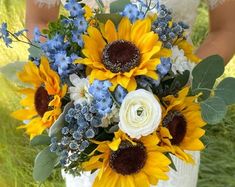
[72,30,84,47]
[89,80,114,115]
[33,27,41,43]
[73,17,88,33]
[54,51,72,76]
[157,58,172,77]
[50,101,103,168]
[0,23,12,47]
[114,85,127,104]
[122,3,145,22]
[65,0,85,17]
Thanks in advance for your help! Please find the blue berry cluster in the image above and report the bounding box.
[0,23,12,47]
[50,101,103,167]
[157,58,172,77]
[121,3,145,22]
[89,80,114,116]
[152,4,189,49]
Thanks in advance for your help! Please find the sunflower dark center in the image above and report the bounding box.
[102,40,140,73]
[109,141,147,175]
[163,110,187,145]
[34,86,50,117]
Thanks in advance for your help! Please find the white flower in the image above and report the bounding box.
[119,89,162,139]
[101,104,120,128]
[171,46,196,77]
[69,74,92,105]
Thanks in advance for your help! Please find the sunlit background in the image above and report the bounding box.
[0,0,235,186]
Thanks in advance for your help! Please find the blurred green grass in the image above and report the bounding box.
[0,0,235,187]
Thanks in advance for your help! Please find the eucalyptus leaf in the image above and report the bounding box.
[110,0,130,13]
[191,55,224,100]
[170,70,190,91]
[30,134,51,146]
[215,77,235,105]
[28,43,42,59]
[96,13,122,25]
[33,147,58,182]
[200,96,227,124]
[49,102,73,137]
[0,61,27,86]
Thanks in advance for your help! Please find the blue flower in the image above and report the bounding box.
[114,85,127,104]
[157,58,172,77]
[73,17,88,33]
[65,0,85,17]
[122,4,139,22]
[0,22,8,37]
[0,23,12,47]
[54,51,72,76]
[14,29,28,37]
[33,27,41,43]
[89,80,112,100]
[72,30,84,47]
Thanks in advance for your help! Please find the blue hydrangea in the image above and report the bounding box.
[122,3,145,22]
[114,85,127,104]
[157,58,172,77]
[64,0,85,17]
[89,80,113,115]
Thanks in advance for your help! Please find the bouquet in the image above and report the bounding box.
[1,0,235,186]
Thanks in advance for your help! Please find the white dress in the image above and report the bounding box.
[34,0,225,187]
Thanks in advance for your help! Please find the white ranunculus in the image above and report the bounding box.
[69,74,92,105]
[119,89,162,139]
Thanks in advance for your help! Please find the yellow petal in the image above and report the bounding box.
[126,77,137,92]
[118,17,131,40]
[108,138,121,151]
[131,19,151,44]
[137,32,159,54]
[104,20,117,43]
[145,70,159,80]
[12,109,37,121]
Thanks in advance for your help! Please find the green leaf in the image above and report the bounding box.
[28,43,43,59]
[170,70,190,91]
[33,147,58,182]
[96,13,122,25]
[30,135,51,146]
[110,0,130,13]
[49,102,73,137]
[0,61,27,86]
[200,96,227,124]
[166,153,177,172]
[95,0,105,13]
[191,55,224,100]
[215,77,235,105]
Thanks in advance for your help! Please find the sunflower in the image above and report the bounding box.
[76,17,171,91]
[158,87,206,163]
[82,131,171,187]
[12,57,67,139]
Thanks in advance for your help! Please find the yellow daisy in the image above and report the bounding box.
[83,131,171,187]
[158,87,206,163]
[76,17,171,91]
[12,57,67,139]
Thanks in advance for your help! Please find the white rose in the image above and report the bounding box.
[119,89,162,139]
